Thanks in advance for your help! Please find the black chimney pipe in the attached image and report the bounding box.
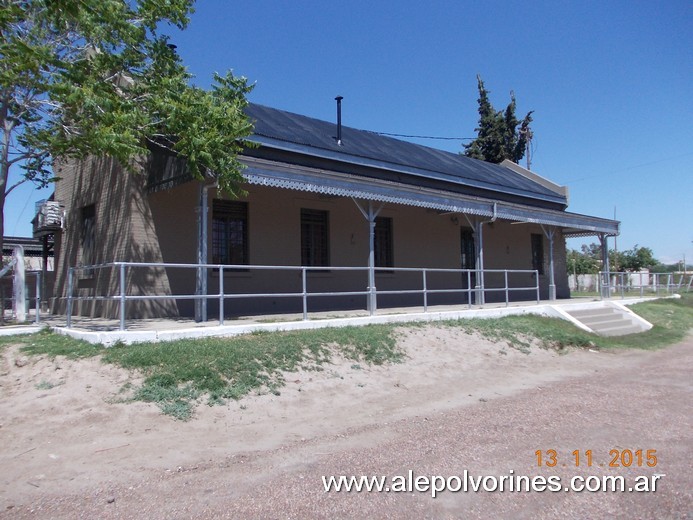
[335,95,343,146]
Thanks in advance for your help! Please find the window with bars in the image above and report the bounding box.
[531,233,545,275]
[80,204,96,266]
[212,200,248,266]
[301,208,329,267]
[374,216,394,269]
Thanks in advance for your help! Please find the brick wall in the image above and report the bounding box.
[52,156,178,319]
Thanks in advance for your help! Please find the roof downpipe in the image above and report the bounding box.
[335,95,343,146]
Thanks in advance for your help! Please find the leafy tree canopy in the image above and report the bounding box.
[463,75,533,164]
[614,245,659,272]
[0,0,254,251]
[567,247,600,275]
[568,242,661,274]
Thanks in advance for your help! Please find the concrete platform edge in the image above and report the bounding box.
[52,304,562,346]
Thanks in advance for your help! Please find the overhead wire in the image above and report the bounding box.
[366,130,475,141]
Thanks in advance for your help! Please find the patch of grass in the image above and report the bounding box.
[132,375,200,421]
[8,324,402,420]
[442,294,693,352]
[442,314,595,352]
[2,328,102,358]
[603,294,693,349]
[103,324,400,403]
[35,379,62,390]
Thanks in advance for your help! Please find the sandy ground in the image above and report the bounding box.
[0,326,690,519]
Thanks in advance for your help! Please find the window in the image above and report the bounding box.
[212,200,248,266]
[374,216,394,269]
[80,204,96,266]
[301,208,329,267]
[531,233,544,275]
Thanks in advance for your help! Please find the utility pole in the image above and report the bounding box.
[613,206,618,273]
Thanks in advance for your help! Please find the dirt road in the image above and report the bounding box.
[1,328,691,518]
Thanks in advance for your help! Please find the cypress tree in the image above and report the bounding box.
[464,76,533,164]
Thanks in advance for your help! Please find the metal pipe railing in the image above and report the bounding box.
[63,262,542,331]
[0,271,41,324]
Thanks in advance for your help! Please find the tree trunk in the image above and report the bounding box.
[1,95,11,258]
[0,158,7,259]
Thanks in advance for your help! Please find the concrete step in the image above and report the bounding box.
[577,314,627,326]
[568,308,620,319]
[597,323,646,336]
[565,305,650,337]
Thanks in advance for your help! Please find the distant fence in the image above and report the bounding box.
[63,262,542,331]
[589,272,693,299]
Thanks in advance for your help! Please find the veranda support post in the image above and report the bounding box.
[352,198,383,316]
[12,246,26,322]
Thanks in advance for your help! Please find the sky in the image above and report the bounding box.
[5,0,692,265]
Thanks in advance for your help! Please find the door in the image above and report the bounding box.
[460,227,476,303]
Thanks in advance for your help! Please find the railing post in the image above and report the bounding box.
[504,270,509,307]
[219,266,224,326]
[66,268,74,328]
[422,269,428,312]
[467,270,472,308]
[35,272,41,324]
[640,272,644,297]
[302,267,308,320]
[119,263,126,331]
[535,270,540,303]
[368,284,376,317]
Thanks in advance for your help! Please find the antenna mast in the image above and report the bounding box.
[522,125,533,170]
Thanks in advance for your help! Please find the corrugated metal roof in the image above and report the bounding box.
[245,103,566,205]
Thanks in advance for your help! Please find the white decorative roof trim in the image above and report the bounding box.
[241,157,618,236]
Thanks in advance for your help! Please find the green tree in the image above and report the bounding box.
[464,75,533,164]
[570,242,660,274]
[615,245,659,272]
[567,248,599,275]
[0,0,254,254]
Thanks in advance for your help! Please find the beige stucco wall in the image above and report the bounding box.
[147,182,570,318]
[480,220,569,301]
